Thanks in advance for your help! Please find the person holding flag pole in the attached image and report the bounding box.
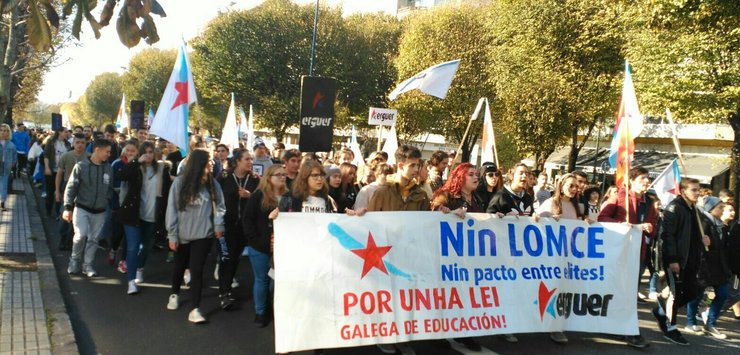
[597,60,655,349]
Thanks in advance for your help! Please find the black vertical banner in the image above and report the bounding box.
[51,113,62,132]
[299,76,336,152]
[130,100,145,130]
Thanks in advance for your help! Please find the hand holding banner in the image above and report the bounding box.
[274,212,641,353]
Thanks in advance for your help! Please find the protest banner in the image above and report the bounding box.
[273,212,641,353]
[299,76,336,152]
[368,107,397,126]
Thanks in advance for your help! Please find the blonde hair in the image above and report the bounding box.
[259,165,288,211]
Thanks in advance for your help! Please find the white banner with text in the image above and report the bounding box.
[274,212,641,353]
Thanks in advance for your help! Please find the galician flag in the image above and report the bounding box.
[480,98,497,165]
[608,60,643,187]
[115,94,129,131]
[238,106,248,140]
[147,107,155,128]
[150,44,197,154]
[349,125,364,167]
[381,124,399,165]
[389,59,460,101]
[220,93,239,150]
[651,159,682,207]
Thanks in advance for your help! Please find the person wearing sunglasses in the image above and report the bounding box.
[475,162,502,208]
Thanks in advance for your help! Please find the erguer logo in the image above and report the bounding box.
[536,281,613,321]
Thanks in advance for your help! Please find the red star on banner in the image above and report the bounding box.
[351,232,392,279]
[171,82,189,109]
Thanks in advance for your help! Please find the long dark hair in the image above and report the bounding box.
[292,160,329,202]
[178,149,213,211]
[551,173,583,219]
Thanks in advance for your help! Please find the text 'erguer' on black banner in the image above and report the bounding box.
[299,76,336,152]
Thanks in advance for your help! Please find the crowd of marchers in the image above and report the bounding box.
[2,122,739,354]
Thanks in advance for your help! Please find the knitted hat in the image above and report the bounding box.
[325,164,341,177]
[702,196,722,213]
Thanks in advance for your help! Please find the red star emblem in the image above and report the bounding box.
[171,82,189,109]
[351,232,392,279]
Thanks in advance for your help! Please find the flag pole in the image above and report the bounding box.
[624,117,630,225]
[487,98,501,167]
[665,108,687,172]
[377,125,382,151]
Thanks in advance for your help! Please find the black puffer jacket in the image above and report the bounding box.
[485,186,533,216]
[697,213,732,286]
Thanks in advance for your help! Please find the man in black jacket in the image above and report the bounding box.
[652,178,705,346]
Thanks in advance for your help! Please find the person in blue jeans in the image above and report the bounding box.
[0,124,17,211]
[116,141,170,294]
[243,164,288,327]
[685,196,732,339]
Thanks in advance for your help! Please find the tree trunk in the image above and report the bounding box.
[0,8,18,125]
[567,125,579,172]
[730,111,740,206]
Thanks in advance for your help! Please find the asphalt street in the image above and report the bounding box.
[35,189,740,355]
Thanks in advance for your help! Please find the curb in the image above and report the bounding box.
[23,178,79,354]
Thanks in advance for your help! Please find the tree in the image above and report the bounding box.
[122,47,176,111]
[485,0,625,171]
[625,0,740,200]
[192,0,401,142]
[392,4,494,162]
[82,72,122,128]
[341,13,402,127]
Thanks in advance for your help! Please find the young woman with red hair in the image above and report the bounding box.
[431,163,483,216]
[429,162,483,351]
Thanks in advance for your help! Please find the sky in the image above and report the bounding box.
[38,0,397,104]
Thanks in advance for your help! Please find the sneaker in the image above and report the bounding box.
[652,307,668,334]
[188,308,206,324]
[83,266,97,278]
[214,263,219,281]
[135,268,144,284]
[700,309,708,325]
[624,334,648,348]
[683,325,704,335]
[231,279,240,289]
[183,270,191,285]
[167,294,179,310]
[704,326,727,339]
[637,296,648,304]
[455,337,481,351]
[107,250,116,265]
[127,280,139,295]
[117,260,127,274]
[376,344,395,354]
[503,334,518,343]
[254,313,269,328]
[219,294,234,311]
[550,331,568,344]
[67,260,81,274]
[165,251,175,263]
[648,291,659,300]
[663,329,689,346]
[395,342,415,355]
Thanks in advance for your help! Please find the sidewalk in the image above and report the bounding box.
[0,177,76,354]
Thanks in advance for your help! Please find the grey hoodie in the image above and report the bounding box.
[63,158,113,213]
[166,176,226,244]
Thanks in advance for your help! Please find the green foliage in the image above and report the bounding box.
[82,72,122,125]
[392,4,494,160]
[626,0,740,123]
[121,48,176,111]
[485,0,624,169]
[191,0,400,141]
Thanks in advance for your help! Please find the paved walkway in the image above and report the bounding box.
[0,178,52,354]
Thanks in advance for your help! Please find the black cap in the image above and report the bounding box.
[482,162,497,173]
